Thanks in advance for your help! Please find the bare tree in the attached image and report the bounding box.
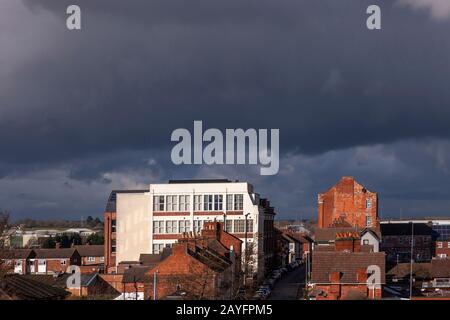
[0,212,11,278]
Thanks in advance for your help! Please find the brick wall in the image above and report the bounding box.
[104,212,116,273]
[318,177,378,229]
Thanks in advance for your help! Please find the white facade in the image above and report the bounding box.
[361,230,380,252]
[115,180,275,279]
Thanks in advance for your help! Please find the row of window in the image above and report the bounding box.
[153,243,172,254]
[437,241,450,249]
[153,194,244,212]
[398,236,431,245]
[153,219,254,234]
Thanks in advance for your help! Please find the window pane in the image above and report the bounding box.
[225,220,233,232]
[234,220,245,233]
[227,195,233,211]
[234,194,243,210]
[214,195,223,211]
[246,219,254,232]
[185,195,190,211]
[194,195,203,211]
[204,195,213,211]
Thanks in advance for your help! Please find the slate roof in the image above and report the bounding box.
[20,273,98,287]
[0,275,69,300]
[311,251,386,284]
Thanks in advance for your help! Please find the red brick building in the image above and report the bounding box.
[110,221,242,300]
[146,221,242,300]
[310,231,385,300]
[380,223,433,263]
[32,248,81,274]
[0,249,35,274]
[318,176,378,229]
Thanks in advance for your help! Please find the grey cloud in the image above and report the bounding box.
[0,1,450,219]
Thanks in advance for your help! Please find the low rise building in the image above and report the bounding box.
[0,249,35,274]
[109,221,242,300]
[380,222,433,263]
[32,248,81,274]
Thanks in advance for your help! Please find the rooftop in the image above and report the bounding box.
[34,248,78,259]
[0,275,69,300]
[73,245,104,257]
[311,251,386,284]
[168,179,232,184]
[380,223,433,236]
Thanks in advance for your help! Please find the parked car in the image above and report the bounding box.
[256,287,271,299]
[252,293,263,300]
[263,278,275,288]
[272,271,281,278]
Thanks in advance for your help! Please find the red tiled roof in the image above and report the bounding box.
[311,251,386,284]
[0,249,34,259]
[74,245,104,257]
[34,248,77,259]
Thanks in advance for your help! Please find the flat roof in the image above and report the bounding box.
[168,179,233,184]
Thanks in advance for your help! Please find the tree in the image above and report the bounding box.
[0,212,9,249]
[0,212,11,277]
[41,237,56,248]
[86,233,104,245]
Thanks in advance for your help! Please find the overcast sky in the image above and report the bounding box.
[1,0,450,221]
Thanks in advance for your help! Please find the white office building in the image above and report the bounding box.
[111,179,276,280]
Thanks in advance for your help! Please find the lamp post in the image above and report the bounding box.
[409,222,414,300]
[244,213,250,287]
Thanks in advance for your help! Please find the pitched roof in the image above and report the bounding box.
[0,275,69,300]
[381,223,433,236]
[431,259,450,278]
[34,248,77,259]
[20,273,97,287]
[0,249,34,259]
[314,227,361,242]
[74,245,104,257]
[361,228,381,239]
[386,262,433,280]
[122,266,152,283]
[188,246,232,273]
[311,251,386,284]
[139,248,172,267]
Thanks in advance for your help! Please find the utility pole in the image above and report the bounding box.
[153,270,158,300]
[409,222,414,300]
[244,213,250,287]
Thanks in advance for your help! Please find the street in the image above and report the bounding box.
[269,264,307,300]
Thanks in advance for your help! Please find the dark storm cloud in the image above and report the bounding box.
[3,0,450,164]
[1,0,450,218]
